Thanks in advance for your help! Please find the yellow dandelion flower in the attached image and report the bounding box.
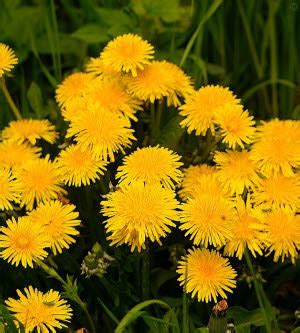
[214,150,259,195]
[2,119,58,145]
[180,193,235,247]
[148,61,193,106]
[66,107,135,162]
[126,61,174,103]
[14,156,66,211]
[0,43,18,77]
[28,200,80,255]
[215,104,255,148]
[100,33,154,76]
[55,72,93,108]
[250,119,300,176]
[116,146,183,189]
[86,57,121,80]
[179,85,240,136]
[261,207,300,263]
[101,182,179,252]
[252,173,300,210]
[223,196,266,259]
[5,286,72,332]
[192,173,230,200]
[61,96,87,123]
[0,216,49,268]
[177,248,237,303]
[56,144,107,187]
[84,77,142,121]
[0,168,21,210]
[178,164,216,201]
[0,141,41,169]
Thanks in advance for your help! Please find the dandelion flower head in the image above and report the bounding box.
[223,196,266,259]
[66,107,135,161]
[0,216,49,268]
[0,141,41,169]
[57,144,107,187]
[101,181,179,252]
[261,207,300,263]
[252,173,300,210]
[55,72,93,108]
[177,248,237,303]
[28,200,81,255]
[5,286,72,332]
[0,168,21,210]
[126,60,175,103]
[13,156,66,210]
[180,192,235,248]
[178,164,216,201]
[116,146,183,189]
[84,77,142,121]
[2,119,58,145]
[214,150,259,195]
[100,33,154,76]
[179,85,240,136]
[215,104,255,148]
[250,119,300,176]
[0,43,18,77]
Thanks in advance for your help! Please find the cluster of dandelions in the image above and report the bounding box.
[0,32,299,329]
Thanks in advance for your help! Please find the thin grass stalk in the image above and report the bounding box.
[0,78,22,120]
[268,0,280,117]
[180,0,223,67]
[236,0,271,116]
[244,250,272,333]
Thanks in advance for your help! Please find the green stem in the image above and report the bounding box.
[141,245,150,300]
[37,260,96,333]
[155,102,163,137]
[150,103,156,144]
[244,250,272,333]
[0,78,22,120]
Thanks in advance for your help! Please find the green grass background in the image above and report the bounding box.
[0,0,300,332]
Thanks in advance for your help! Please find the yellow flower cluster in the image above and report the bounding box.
[1,33,300,323]
[101,146,182,252]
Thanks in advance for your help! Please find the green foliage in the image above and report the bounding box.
[0,0,300,332]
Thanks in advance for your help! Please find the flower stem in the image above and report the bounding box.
[150,103,156,144]
[0,78,22,120]
[244,250,274,333]
[141,245,150,300]
[37,260,96,333]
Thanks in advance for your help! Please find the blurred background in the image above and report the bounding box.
[0,0,299,126]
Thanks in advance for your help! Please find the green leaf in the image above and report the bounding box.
[95,8,132,28]
[292,328,300,333]
[71,24,110,44]
[27,82,44,118]
[227,306,274,333]
[115,299,174,333]
[132,0,181,23]
[157,115,185,150]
